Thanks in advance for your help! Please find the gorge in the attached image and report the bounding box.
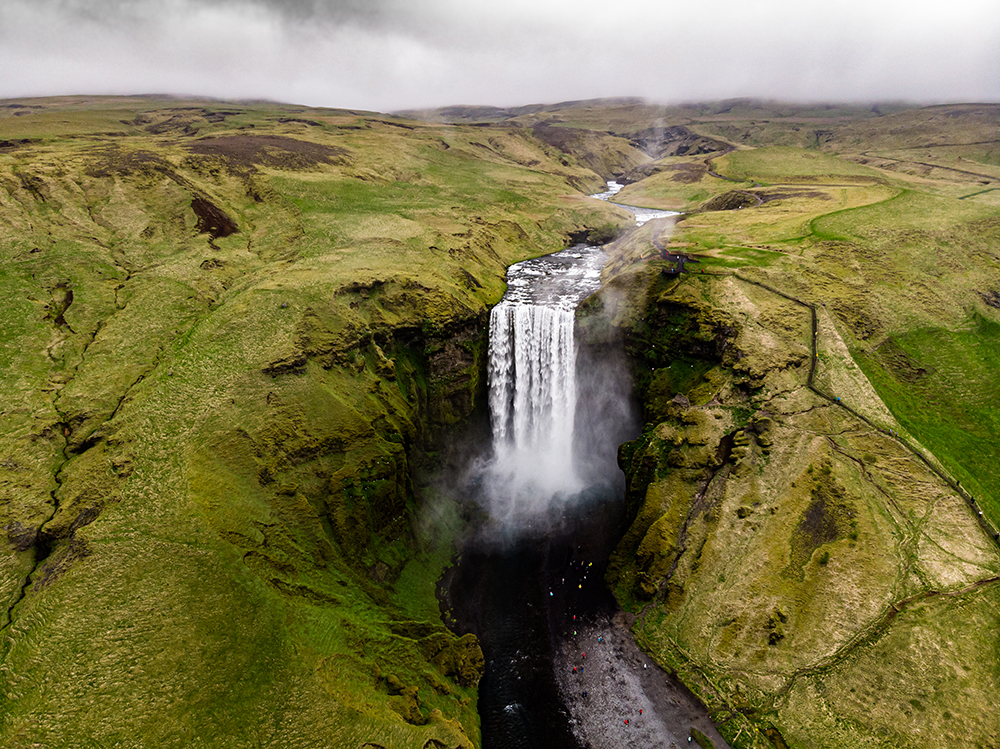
[450,240,633,747]
[444,186,731,746]
[0,96,998,749]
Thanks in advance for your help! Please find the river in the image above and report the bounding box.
[447,185,727,748]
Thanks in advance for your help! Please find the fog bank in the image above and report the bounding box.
[2,0,998,110]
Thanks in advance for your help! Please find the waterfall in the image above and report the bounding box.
[450,187,670,748]
[488,302,579,497]
[482,247,606,520]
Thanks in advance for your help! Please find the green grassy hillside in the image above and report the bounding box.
[0,97,628,748]
[586,101,1000,749]
[2,95,999,749]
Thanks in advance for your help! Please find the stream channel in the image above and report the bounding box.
[446,185,731,748]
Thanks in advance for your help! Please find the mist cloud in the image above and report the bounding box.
[1,0,998,110]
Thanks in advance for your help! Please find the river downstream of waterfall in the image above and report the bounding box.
[446,187,728,748]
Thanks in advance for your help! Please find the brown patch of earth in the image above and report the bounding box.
[191,196,238,241]
[668,163,710,184]
[86,146,173,178]
[978,289,1000,309]
[186,135,350,169]
[700,191,760,211]
[0,138,36,151]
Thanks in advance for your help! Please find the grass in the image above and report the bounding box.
[597,103,1000,749]
[775,583,1000,749]
[665,147,1000,536]
[0,96,637,747]
[714,147,885,185]
[4,94,1000,749]
[695,246,785,269]
[811,187,996,238]
[614,156,757,211]
[680,184,897,249]
[853,316,1000,521]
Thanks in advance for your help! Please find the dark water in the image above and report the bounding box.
[448,484,628,749]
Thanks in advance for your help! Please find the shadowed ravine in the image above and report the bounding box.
[448,485,625,749]
[447,220,728,747]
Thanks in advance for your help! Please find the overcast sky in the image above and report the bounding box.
[1,0,998,112]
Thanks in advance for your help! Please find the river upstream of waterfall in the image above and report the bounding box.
[445,187,731,748]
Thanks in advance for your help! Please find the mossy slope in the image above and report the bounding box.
[591,261,999,748]
[0,97,629,747]
[5,95,1000,748]
[590,104,1000,748]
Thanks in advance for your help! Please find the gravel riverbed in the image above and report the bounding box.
[554,610,731,749]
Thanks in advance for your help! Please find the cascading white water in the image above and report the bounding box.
[484,246,606,520]
[489,302,578,492]
[482,181,677,524]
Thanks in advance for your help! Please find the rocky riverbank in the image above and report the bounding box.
[555,611,729,749]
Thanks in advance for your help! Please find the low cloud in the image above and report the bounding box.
[1,0,998,110]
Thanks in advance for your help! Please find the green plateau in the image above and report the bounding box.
[1,95,999,748]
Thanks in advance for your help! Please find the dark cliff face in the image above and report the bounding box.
[411,315,491,435]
